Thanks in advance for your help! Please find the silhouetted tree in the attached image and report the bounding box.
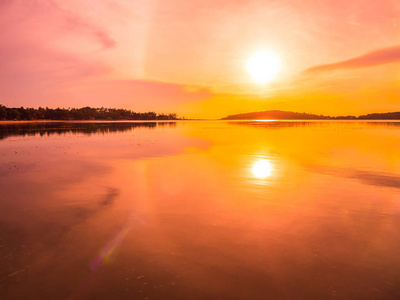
[0,105,6,120]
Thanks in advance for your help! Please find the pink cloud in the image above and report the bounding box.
[0,0,213,112]
[306,45,400,73]
[58,80,214,111]
[0,0,115,49]
[0,0,115,83]
[0,0,115,106]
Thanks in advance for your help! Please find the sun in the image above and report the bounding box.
[246,50,282,84]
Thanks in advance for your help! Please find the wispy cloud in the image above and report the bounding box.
[1,0,116,50]
[305,45,400,73]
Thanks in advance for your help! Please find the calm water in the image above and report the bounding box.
[1,121,400,299]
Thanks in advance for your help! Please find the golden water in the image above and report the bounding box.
[1,121,400,299]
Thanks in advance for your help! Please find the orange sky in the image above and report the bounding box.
[1,0,399,118]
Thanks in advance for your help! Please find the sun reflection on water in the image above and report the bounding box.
[251,159,273,179]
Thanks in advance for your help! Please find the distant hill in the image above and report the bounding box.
[222,110,334,120]
[221,110,400,120]
[358,112,400,120]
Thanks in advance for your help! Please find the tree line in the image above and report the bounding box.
[0,105,180,121]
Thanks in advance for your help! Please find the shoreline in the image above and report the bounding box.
[2,119,400,124]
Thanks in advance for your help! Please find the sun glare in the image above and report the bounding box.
[251,159,273,179]
[246,50,282,84]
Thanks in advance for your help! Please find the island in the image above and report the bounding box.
[221,110,400,120]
